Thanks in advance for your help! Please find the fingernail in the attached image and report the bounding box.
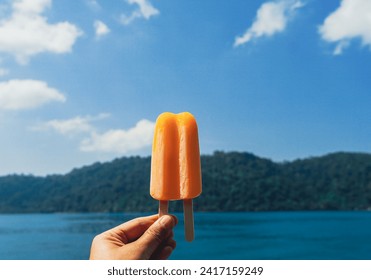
[171,215,178,226]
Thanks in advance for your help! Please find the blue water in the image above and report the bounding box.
[0,212,370,260]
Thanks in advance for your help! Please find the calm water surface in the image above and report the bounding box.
[0,212,370,260]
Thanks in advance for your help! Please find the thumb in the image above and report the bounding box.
[135,215,176,259]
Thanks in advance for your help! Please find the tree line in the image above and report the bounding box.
[0,151,370,213]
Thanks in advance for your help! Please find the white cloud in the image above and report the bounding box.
[0,79,66,110]
[13,0,50,14]
[0,68,9,76]
[33,113,110,136]
[120,0,159,25]
[94,20,110,38]
[80,119,155,154]
[130,0,159,19]
[0,0,82,64]
[33,115,155,154]
[86,0,101,11]
[234,0,304,47]
[319,0,371,55]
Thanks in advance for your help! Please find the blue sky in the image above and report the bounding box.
[0,0,370,175]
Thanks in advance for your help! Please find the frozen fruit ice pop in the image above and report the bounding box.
[150,112,202,242]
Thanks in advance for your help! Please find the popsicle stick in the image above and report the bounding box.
[183,199,194,242]
[159,200,169,217]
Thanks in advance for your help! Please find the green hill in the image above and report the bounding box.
[0,151,370,213]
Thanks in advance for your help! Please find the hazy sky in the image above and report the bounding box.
[0,0,370,175]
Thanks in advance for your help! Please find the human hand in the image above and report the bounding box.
[89,214,177,260]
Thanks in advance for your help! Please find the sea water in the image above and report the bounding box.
[0,212,370,260]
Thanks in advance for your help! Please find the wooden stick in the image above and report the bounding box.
[183,199,194,242]
[159,200,169,217]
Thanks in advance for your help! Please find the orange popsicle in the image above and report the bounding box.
[150,112,202,242]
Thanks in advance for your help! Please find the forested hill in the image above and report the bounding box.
[0,151,371,213]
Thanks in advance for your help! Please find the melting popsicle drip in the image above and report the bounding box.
[150,112,202,242]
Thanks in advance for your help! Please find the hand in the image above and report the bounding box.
[89,214,177,260]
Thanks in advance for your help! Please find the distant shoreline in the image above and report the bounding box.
[1,151,371,213]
